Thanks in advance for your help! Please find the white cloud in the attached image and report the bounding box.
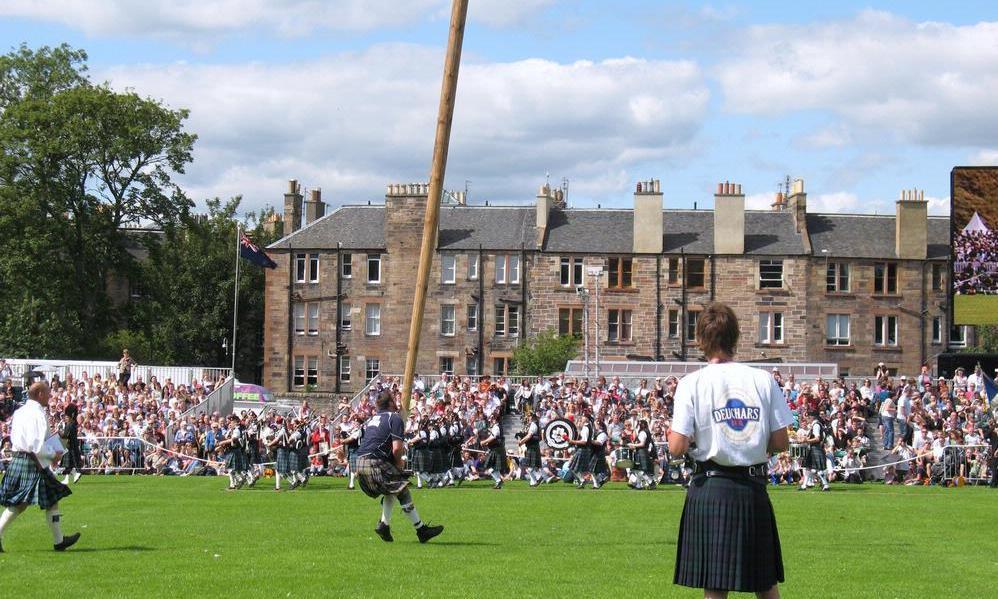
[0,0,555,39]
[100,47,709,211]
[808,192,860,213]
[970,149,998,166]
[745,192,777,210]
[925,194,950,216]
[716,11,998,147]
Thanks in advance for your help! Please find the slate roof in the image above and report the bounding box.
[806,214,950,260]
[268,203,949,259]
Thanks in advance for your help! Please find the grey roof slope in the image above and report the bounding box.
[806,214,950,259]
[269,206,385,250]
[269,203,947,259]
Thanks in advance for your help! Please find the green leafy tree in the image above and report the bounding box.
[968,325,998,353]
[0,43,195,357]
[119,197,277,381]
[512,329,580,376]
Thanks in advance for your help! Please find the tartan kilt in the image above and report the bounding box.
[523,444,543,469]
[225,449,248,472]
[297,447,310,471]
[634,448,655,475]
[347,447,359,471]
[589,449,610,477]
[59,445,84,471]
[808,445,827,471]
[411,447,432,473]
[356,456,410,499]
[569,447,592,474]
[450,445,464,469]
[674,475,784,593]
[483,446,509,474]
[276,448,294,474]
[245,444,261,465]
[0,454,72,510]
[430,446,447,474]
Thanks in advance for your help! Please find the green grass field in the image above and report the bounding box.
[954,294,998,325]
[1,476,996,598]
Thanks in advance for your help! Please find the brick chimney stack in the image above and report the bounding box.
[536,183,555,249]
[633,179,663,254]
[713,181,745,254]
[895,188,928,260]
[786,178,812,253]
[771,191,786,211]
[304,188,326,225]
[283,179,303,235]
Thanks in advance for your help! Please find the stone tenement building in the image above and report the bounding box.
[263,178,968,394]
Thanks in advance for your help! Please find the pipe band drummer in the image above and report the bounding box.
[667,303,794,599]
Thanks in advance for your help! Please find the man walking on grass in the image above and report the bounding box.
[0,382,81,552]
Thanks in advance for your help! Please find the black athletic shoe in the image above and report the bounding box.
[54,532,80,552]
[493,480,503,490]
[375,522,393,543]
[416,523,443,544]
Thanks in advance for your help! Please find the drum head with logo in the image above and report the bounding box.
[543,418,577,450]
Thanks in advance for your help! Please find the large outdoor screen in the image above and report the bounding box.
[952,166,998,325]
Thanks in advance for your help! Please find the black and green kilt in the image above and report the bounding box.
[808,445,827,471]
[429,444,444,474]
[296,447,310,471]
[356,456,410,499]
[674,475,784,593]
[450,443,464,469]
[276,447,294,474]
[245,443,261,465]
[634,448,655,475]
[411,446,432,473]
[225,449,248,472]
[483,446,509,474]
[347,446,359,471]
[568,447,592,474]
[0,454,72,510]
[589,449,610,478]
[523,443,542,469]
[59,443,83,471]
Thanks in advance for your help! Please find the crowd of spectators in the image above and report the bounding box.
[1,359,995,487]
[953,225,998,294]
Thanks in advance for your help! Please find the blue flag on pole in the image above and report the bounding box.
[239,232,277,269]
[983,372,998,403]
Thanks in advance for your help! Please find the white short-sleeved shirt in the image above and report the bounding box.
[672,362,794,467]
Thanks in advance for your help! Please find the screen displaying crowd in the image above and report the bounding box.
[0,360,995,487]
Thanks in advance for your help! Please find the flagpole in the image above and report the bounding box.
[231,222,241,379]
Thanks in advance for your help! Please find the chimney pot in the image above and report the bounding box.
[716,183,723,194]
[288,179,297,194]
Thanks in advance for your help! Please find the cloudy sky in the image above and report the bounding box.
[3,0,997,216]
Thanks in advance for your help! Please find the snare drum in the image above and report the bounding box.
[615,447,635,469]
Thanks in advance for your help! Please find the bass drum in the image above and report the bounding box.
[543,418,577,451]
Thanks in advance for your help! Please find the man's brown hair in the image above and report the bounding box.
[696,302,739,358]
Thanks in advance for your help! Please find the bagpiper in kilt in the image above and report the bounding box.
[428,422,446,483]
[409,419,432,487]
[587,422,611,489]
[266,418,294,491]
[356,390,443,544]
[518,412,543,487]
[628,420,657,490]
[218,414,249,490]
[447,415,466,485]
[568,416,594,486]
[58,404,83,484]
[481,413,508,489]
[292,420,310,487]
[0,382,81,552]
[344,416,364,490]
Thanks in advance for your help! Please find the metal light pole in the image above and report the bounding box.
[576,287,590,380]
[587,266,604,382]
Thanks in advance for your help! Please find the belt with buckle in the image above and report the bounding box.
[693,460,768,479]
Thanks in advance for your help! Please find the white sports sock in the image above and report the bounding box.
[491,471,502,483]
[228,473,237,487]
[45,507,63,544]
[349,472,356,487]
[381,495,396,525]
[0,506,26,540]
[416,474,424,488]
[400,501,422,527]
[275,472,281,490]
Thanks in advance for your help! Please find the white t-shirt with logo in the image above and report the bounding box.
[672,362,794,467]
